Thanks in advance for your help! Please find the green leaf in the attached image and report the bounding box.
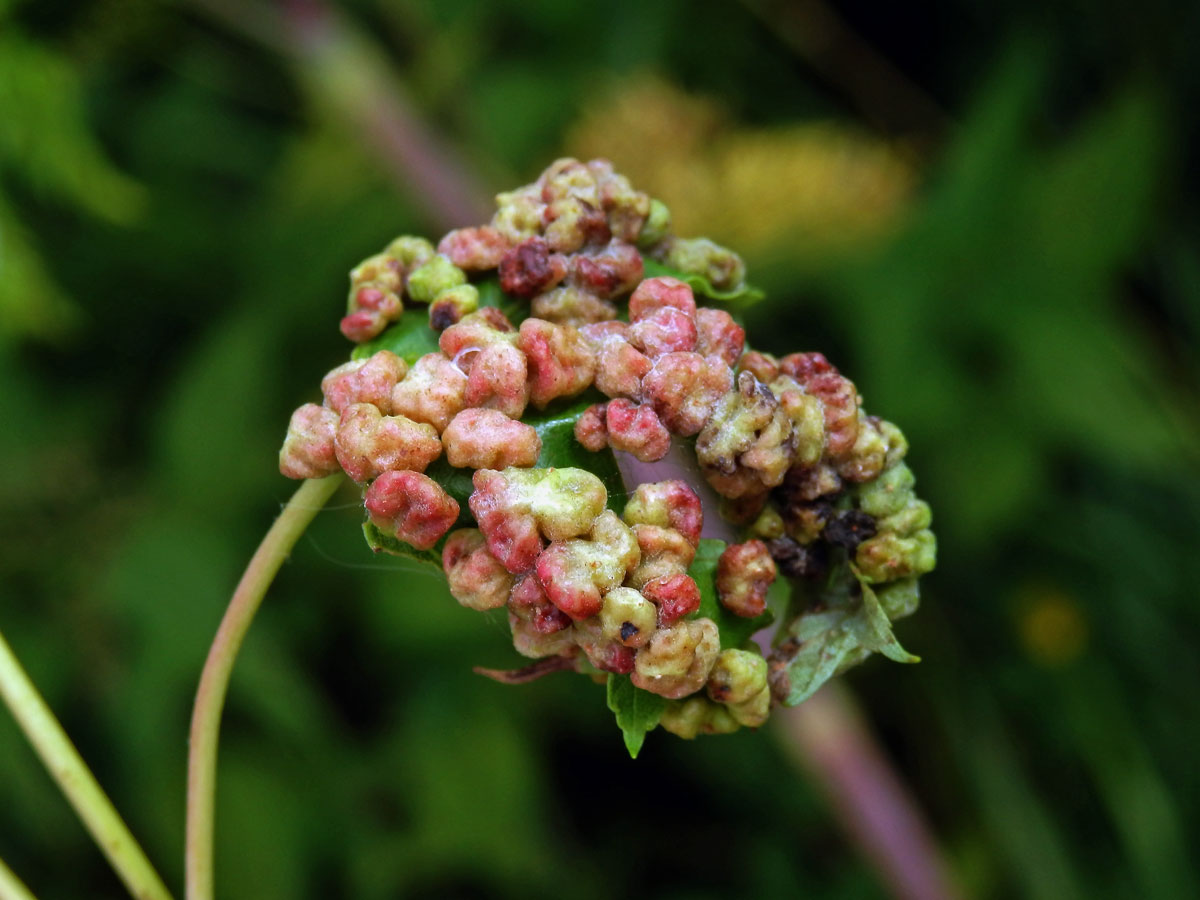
[0,32,145,223]
[689,538,775,648]
[850,570,921,664]
[363,519,443,569]
[606,673,666,758]
[352,313,442,364]
[777,609,863,706]
[642,258,765,308]
[776,563,918,706]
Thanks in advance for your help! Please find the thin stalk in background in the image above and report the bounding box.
[0,632,174,900]
[185,473,345,900]
[0,855,39,900]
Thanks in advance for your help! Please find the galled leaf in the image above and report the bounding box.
[363,392,624,560]
[352,275,527,363]
[642,258,765,308]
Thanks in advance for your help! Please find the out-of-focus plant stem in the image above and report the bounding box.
[185,473,345,900]
[182,0,490,232]
[0,631,174,900]
[779,684,961,900]
[0,855,38,900]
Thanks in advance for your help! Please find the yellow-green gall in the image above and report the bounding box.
[857,463,916,518]
[632,617,720,699]
[599,587,658,648]
[772,376,826,468]
[706,648,768,704]
[428,283,479,331]
[658,236,746,291]
[856,530,937,584]
[385,235,436,268]
[406,254,467,304]
[725,685,770,728]
[750,505,786,539]
[637,198,672,248]
[659,697,708,739]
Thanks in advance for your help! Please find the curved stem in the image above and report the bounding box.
[0,855,38,900]
[0,633,173,900]
[185,473,344,900]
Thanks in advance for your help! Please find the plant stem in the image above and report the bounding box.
[0,632,174,900]
[777,683,961,900]
[185,473,344,900]
[0,855,38,900]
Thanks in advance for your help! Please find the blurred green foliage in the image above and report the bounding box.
[1,0,1198,898]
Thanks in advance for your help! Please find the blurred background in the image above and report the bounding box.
[2,0,1199,897]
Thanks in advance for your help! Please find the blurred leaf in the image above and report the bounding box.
[0,195,80,341]
[0,31,144,222]
[153,308,281,513]
[606,673,666,758]
[376,684,554,892]
[1059,664,1197,900]
[936,685,1086,900]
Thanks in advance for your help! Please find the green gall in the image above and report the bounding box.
[599,587,658,648]
[856,462,916,518]
[706,648,768,705]
[637,198,672,248]
[406,254,467,304]
[725,685,770,728]
[429,283,479,331]
[385,235,436,268]
[876,578,921,620]
[658,236,746,292]
[856,530,937,583]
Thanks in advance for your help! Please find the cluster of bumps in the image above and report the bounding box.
[278,158,935,738]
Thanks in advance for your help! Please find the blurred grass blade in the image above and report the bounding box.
[0,629,174,900]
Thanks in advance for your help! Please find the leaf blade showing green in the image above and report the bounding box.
[362,520,443,569]
[776,563,918,706]
[850,570,921,664]
[606,673,666,758]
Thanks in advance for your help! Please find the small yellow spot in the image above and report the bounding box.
[1014,585,1088,667]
